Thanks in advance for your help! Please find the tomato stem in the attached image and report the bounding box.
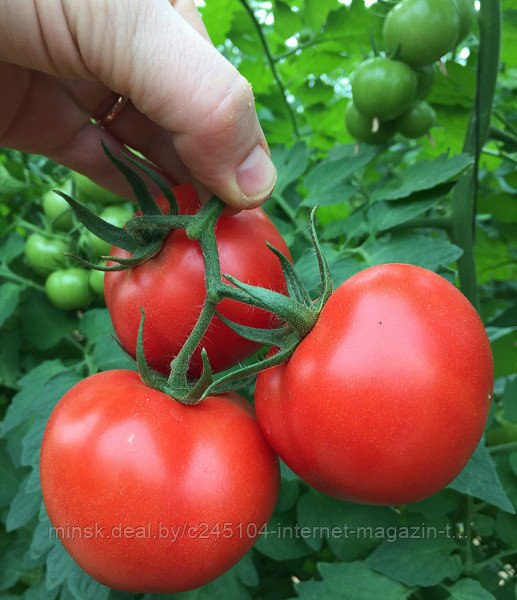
[448,0,501,311]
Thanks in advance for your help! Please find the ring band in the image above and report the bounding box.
[92,95,129,128]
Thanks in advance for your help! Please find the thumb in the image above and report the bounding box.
[72,0,277,209]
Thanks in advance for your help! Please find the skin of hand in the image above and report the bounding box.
[0,0,277,209]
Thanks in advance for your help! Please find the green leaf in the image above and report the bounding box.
[448,440,515,513]
[294,561,409,600]
[0,233,25,265]
[502,378,517,422]
[406,489,460,519]
[0,283,22,328]
[428,62,476,108]
[447,578,497,600]
[0,538,27,591]
[366,518,462,586]
[201,0,239,46]
[21,292,77,350]
[271,143,310,196]
[0,442,22,508]
[366,198,442,234]
[488,327,517,379]
[255,511,313,560]
[0,330,22,388]
[297,490,400,560]
[304,0,343,33]
[30,510,55,560]
[361,232,463,271]
[495,511,517,548]
[273,1,304,40]
[472,513,496,537]
[91,335,136,372]
[79,308,114,344]
[1,360,67,435]
[302,145,376,207]
[371,154,473,201]
[5,474,41,531]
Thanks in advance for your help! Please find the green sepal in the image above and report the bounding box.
[122,153,180,215]
[309,207,333,310]
[135,307,171,394]
[56,192,136,252]
[266,242,313,308]
[370,28,379,56]
[64,252,130,272]
[101,142,162,216]
[216,312,288,346]
[124,214,190,240]
[102,240,163,267]
[210,375,256,394]
[185,350,214,405]
[200,330,300,401]
[221,275,318,337]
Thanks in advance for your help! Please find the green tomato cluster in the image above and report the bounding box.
[345,0,475,146]
[24,173,133,311]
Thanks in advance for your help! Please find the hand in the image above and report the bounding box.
[0,0,277,209]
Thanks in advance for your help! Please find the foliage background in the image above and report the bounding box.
[0,1,516,599]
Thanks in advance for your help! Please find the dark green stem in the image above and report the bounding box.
[237,0,301,140]
[488,440,517,454]
[0,269,46,292]
[448,0,501,310]
[166,200,226,398]
[488,125,517,148]
[473,548,517,572]
[463,496,474,572]
[482,148,517,163]
[388,216,452,233]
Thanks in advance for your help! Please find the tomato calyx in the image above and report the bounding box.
[61,144,333,404]
[56,143,197,272]
[133,206,332,405]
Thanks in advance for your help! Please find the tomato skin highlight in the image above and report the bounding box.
[105,183,291,377]
[255,264,493,505]
[40,370,280,593]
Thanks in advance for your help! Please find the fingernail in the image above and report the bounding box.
[236,145,277,202]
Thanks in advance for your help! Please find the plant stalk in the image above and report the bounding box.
[448,0,501,310]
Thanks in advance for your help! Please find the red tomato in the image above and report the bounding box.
[105,184,290,377]
[255,264,493,505]
[40,370,280,593]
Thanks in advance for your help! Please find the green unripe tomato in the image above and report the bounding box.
[42,182,73,230]
[452,0,476,44]
[25,233,68,276]
[414,65,436,100]
[345,103,396,145]
[351,57,417,121]
[383,0,461,66]
[84,204,134,259]
[396,101,437,138]
[71,171,129,205]
[89,269,105,296]
[45,268,93,310]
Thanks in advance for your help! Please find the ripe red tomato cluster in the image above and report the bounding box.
[40,184,493,593]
